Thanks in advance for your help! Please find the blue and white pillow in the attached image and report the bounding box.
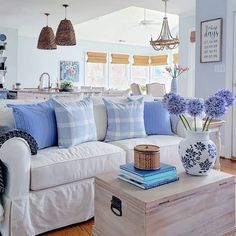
[103,98,146,142]
[53,97,97,148]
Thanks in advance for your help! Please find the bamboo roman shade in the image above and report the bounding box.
[87,52,107,63]
[111,54,129,64]
[173,53,179,64]
[133,55,149,66]
[150,55,168,66]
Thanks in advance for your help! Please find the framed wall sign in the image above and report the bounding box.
[200,18,223,63]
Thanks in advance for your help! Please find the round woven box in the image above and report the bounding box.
[134,144,160,170]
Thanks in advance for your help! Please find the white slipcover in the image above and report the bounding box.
[31,141,126,190]
[110,135,184,170]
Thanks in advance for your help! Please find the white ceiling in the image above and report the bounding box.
[0,0,195,30]
[76,6,179,46]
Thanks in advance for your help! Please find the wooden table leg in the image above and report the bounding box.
[214,129,221,170]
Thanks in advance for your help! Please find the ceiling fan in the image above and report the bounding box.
[134,9,162,27]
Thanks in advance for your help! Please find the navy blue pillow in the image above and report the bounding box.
[7,100,58,149]
[144,101,173,135]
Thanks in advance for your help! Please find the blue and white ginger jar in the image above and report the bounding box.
[179,131,217,175]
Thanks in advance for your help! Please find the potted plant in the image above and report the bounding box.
[60,80,74,92]
[163,90,234,175]
[165,65,188,93]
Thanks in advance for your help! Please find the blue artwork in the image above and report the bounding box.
[60,61,79,82]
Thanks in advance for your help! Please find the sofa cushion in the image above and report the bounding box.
[7,100,58,149]
[30,141,126,190]
[53,97,97,148]
[109,135,183,169]
[144,101,173,135]
[103,98,146,142]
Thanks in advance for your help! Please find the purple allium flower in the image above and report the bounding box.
[187,98,204,117]
[215,89,234,107]
[204,95,226,118]
[164,93,187,115]
[162,92,176,108]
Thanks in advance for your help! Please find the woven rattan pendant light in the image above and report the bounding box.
[55,4,76,46]
[37,13,57,50]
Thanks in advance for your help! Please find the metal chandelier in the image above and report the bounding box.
[150,0,179,51]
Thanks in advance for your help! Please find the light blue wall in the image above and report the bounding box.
[195,0,227,98]
[0,27,18,88]
[17,36,163,88]
[179,15,195,97]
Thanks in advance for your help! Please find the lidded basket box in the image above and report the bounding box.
[134,144,160,170]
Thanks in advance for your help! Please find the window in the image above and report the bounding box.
[132,55,149,85]
[86,63,106,87]
[110,54,129,89]
[86,52,107,87]
[110,64,129,89]
[132,66,149,85]
[150,66,171,92]
[149,55,170,92]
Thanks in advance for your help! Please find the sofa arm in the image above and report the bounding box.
[0,138,31,199]
[176,116,203,138]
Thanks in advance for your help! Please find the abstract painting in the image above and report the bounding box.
[60,61,79,82]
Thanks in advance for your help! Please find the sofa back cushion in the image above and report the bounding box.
[7,99,58,149]
[103,98,146,142]
[53,97,97,148]
[144,101,173,135]
[93,104,107,141]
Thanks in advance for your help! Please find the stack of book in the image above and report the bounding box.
[118,163,179,190]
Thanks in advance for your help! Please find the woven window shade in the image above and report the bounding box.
[133,55,149,66]
[111,54,129,64]
[150,55,168,66]
[87,52,107,63]
[173,53,179,64]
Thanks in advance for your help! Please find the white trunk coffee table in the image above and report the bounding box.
[93,170,235,236]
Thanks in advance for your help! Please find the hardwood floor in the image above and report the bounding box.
[42,158,236,236]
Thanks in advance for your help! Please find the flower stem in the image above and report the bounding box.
[194,116,197,131]
[206,118,213,131]
[182,115,192,130]
[202,117,209,131]
[179,115,188,130]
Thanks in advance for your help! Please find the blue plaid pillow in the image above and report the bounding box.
[103,98,146,142]
[53,97,97,148]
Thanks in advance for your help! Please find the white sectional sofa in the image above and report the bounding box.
[0,99,185,236]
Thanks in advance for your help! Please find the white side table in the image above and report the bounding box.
[205,119,225,170]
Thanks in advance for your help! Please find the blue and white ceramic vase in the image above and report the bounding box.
[179,131,217,175]
[171,77,178,93]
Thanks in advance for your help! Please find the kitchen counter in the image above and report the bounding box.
[9,88,102,100]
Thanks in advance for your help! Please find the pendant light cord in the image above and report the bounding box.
[164,0,167,18]
[63,4,69,19]
[44,13,50,26]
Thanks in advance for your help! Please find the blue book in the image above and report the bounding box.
[118,174,179,190]
[120,169,177,184]
[120,163,176,181]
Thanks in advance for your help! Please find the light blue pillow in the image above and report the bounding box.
[53,97,97,148]
[103,98,146,142]
[7,100,58,149]
[144,101,173,135]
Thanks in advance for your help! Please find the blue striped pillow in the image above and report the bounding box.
[144,101,173,135]
[103,98,146,142]
[53,97,97,148]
